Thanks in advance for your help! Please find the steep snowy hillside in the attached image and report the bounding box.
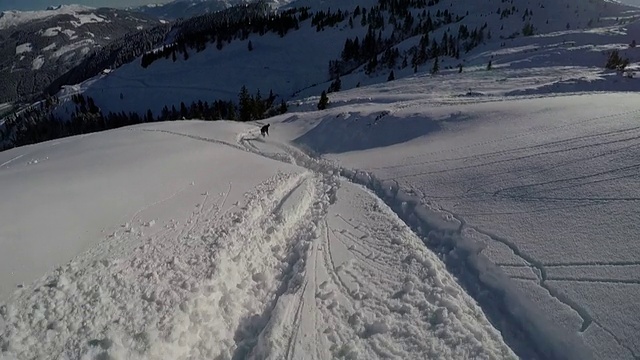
[0,5,95,29]
[0,1,639,357]
[3,64,640,357]
[0,5,161,103]
[52,0,639,119]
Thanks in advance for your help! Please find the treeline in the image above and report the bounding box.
[1,87,287,151]
[140,2,311,68]
[326,0,475,79]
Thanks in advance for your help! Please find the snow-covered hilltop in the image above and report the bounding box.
[3,72,640,358]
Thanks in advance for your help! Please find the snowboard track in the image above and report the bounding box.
[124,127,591,359]
[235,130,594,360]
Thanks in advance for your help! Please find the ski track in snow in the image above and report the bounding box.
[233,131,515,360]
[0,125,516,359]
[367,99,640,358]
[325,92,640,359]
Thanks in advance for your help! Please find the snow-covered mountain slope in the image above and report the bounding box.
[0,119,516,360]
[55,0,640,119]
[0,5,161,103]
[619,0,640,7]
[2,58,640,358]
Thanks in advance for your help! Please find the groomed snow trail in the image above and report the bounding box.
[0,123,515,359]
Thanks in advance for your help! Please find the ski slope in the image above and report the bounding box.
[0,120,515,359]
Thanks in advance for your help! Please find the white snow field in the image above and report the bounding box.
[3,72,640,359]
[274,72,640,359]
[0,120,515,359]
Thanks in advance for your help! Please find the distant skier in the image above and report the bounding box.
[260,124,270,137]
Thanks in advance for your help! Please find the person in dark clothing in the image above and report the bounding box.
[260,124,270,137]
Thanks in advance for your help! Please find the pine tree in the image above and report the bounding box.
[248,40,253,51]
[253,90,264,120]
[227,103,236,120]
[279,99,288,114]
[522,23,535,36]
[605,50,629,71]
[387,70,395,81]
[328,76,342,93]
[431,56,439,74]
[238,86,252,121]
[318,91,329,110]
[487,59,492,70]
[161,105,170,120]
[180,102,188,119]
